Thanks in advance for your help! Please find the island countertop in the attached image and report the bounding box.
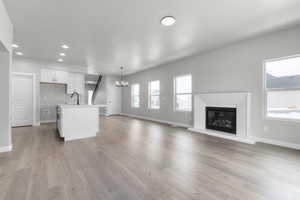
[58,104,108,109]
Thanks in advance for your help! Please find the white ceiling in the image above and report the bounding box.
[4,0,300,75]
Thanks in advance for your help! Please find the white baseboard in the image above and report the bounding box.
[121,114,300,151]
[253,137,300,150]
[188,128,256,144]
[121,113,191,128]
[40,120,56,124]
[64,134,96,142]
[0,144,12,153]
[34,122,40,126]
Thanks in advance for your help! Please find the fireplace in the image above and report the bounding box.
[206,107,237,134]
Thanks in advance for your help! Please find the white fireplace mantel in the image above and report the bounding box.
[188,92,255,144]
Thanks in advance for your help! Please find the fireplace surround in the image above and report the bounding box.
[189,92,254,144]
[206,107,237,134]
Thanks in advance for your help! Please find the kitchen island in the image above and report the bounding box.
[57,104,107,141]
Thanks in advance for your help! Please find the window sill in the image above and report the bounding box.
[265,116,300,123]
[148,108,160,110]
[174,109,192,113]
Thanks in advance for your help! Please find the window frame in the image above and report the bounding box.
[263,54,300,123]
[131,83,140,108]
[173,74,192,112]
[148,80,160,110]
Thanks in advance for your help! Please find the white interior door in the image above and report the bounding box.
[12,73,34,127]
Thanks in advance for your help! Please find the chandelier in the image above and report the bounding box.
[115,66,129,87]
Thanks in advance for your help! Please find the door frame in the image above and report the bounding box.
[12,72,37,126]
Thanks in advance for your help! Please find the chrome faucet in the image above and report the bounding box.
[71,91,80,105]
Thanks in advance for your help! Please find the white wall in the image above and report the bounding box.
[122,25,300,146]
[0,0,13,152]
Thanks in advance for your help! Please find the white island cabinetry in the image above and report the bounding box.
[57,105,101,141]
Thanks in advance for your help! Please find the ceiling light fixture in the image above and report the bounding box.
[115,67,129,87]
[61,44,69,49]
[12,44,19,48]
[15,52,23,56]
[58,58,63,62]
[161,16,176,26]
[60,53,66,56]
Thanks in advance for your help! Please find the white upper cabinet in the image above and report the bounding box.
[55,71,68,84]
[40,69,85,94]
[40,69,68,84]
[67,73,85,94]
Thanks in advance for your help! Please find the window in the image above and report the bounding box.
[88,90,93,105]
[131,84,140,108]
[174,74,192,111]
[148,80,160,109]
[264,55,300,121]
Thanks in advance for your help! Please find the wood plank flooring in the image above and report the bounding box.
[1,116,300,200]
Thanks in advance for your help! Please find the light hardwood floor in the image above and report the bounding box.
[1,116,300,200]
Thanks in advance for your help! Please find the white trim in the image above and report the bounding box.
[264,53,300,63]
[148,80,160,109]
[40,120,56,124]
[262,55,300,123]
[173,74,192,112]
[121,114,300,150]
[64,134,96,142]
[253,137,300,150]
[188,128,256,144]
[131,83,140,108]
[0,144,12,153]
[34,122,40,126]
[265,116,300,123]
[12,72,36,127]
[121,113,191,128]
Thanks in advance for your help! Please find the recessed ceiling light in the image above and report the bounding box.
[12,44,19,48]
[58,58,63,62]
[15,52,23,56]
[60,53,66,56]
[161,16,176,26]
[61,44,69,49]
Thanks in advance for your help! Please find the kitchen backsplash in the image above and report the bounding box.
[40,83,85,122]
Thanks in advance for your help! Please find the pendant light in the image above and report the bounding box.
[115,66,129,87]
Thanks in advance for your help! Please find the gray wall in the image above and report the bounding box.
[122,25,300,145]
[0,0,12,150]
[0,44,11,149]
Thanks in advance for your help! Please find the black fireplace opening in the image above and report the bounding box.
[206,107,237,134]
